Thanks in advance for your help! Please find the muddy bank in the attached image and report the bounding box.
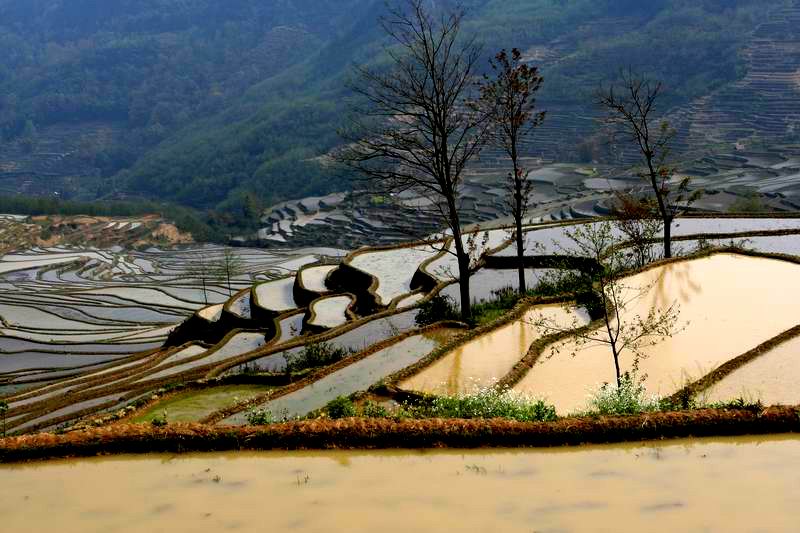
[1,405,799,463]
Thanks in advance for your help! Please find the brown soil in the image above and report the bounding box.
[70,216,102,225]
[35,233,63,247]
[1,406,798,463]
[151,223,193,244]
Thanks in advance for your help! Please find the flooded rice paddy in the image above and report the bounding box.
[2,435,799,532]
[424,229,511,281]
[4,217,800,433]
[513,254,800,413]
[133,385,273,423]
[496,217,800,257]
[253,277,297,312]
[401,305,590,396]
[298,264,336,293]
[703,335,800,406]
[308,295,353,329]
[441,268,570,304]
[223,330,457,423]
[349,245,438,305]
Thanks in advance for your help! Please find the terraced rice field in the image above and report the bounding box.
[512,254,800,413]
[0,242,345,432]
[4,216,800,434]
[133,385,273,423]
[401,305,590,396]
[497,217,800,257]
[253,277,297,312]
[308,295,353,329]
[223,330,458,423]
[298,264,336,293]
[424,228,512,281]
[349,245,439,305]
[702,336,800,406]
[441,268,570,304]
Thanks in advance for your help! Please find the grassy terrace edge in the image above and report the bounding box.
[1,406,799,463]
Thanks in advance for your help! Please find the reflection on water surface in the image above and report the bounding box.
[514,254,800,412]
[1,435,799,532]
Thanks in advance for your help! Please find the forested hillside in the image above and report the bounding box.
[0,0,791,222]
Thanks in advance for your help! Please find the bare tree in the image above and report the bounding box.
[530,221,682,388]
[337,0,489,320]
[597,71,699,258]
[217,248,246,297]
[473,48,545,295]
[187,253,213,305]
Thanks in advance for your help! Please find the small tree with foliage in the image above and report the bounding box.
[612,191,664,268]
[473,48,546,294]
[530,221,683,388]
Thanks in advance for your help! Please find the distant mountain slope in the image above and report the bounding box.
[0,0,794,218]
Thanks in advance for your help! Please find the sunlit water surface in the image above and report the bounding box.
[514,254,800,412]
[1,435,799,532]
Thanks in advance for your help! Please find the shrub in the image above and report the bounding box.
[415,294,460,326]
[470,287,522,325]
[707,396,764,413]
[150,410,168,427]
[326,396,356,419]
[410,386,557,422]
[586,373,660,416]
[532,271,592,297]
[361,400,389,418]
[245,408,274,425]
[285,343,351,373]
[661,387,698,411]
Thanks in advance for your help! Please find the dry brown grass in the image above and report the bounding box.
[2,406,798,463]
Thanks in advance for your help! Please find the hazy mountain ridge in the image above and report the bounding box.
[0,0,793,219]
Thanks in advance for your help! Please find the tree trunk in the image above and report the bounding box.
[458,266,472,321]
[663,218,672,259]
[515,215,526,294]
[451,229,472,321]
[612,348,622,389]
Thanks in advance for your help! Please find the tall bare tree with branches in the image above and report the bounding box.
[338,0,489,320]
[473,48,545,294]
[597,71,698,259]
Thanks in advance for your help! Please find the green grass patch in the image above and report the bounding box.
[134,385,272,424]
[471,288,523,326]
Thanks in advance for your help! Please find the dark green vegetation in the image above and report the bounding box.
[0,0,783,214]
[320,383,765,423]
[284,343,352,374]
[415,289,529,327]
[418,274,592,328]
[322,390,558,423]
[415,295,461,327]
